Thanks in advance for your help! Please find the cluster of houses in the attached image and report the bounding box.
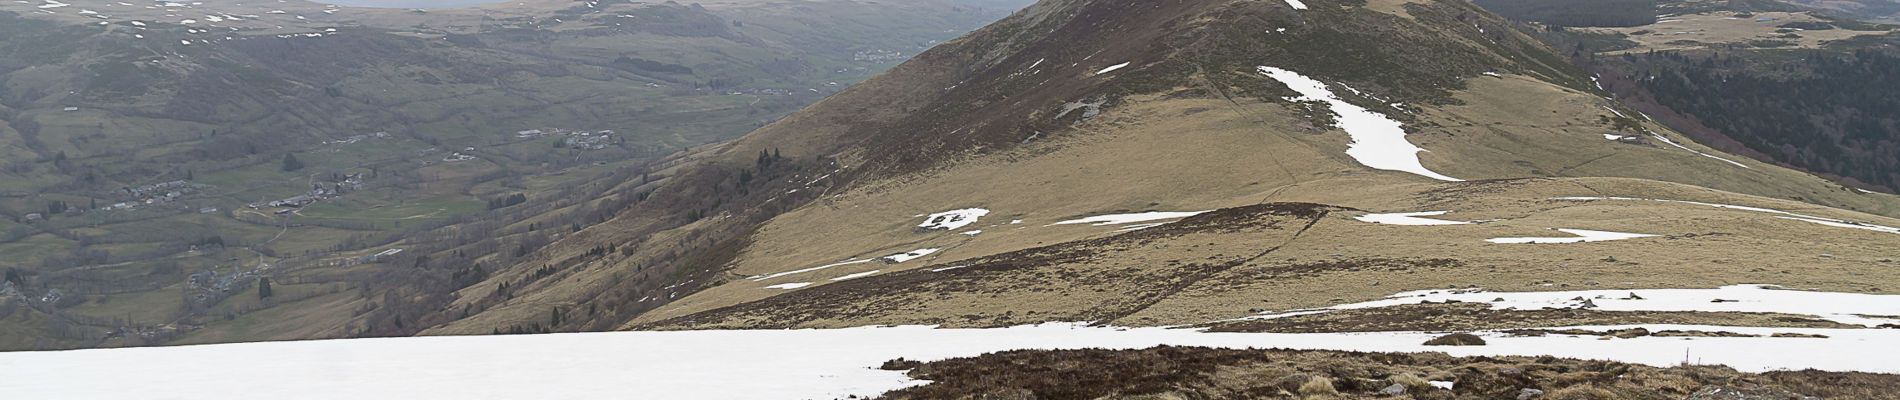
[852,48,905,63]
[37,288,63,305]
[256,174,363,210]
[563,132,617,150]
[516,128,620,151]
[110,180,204,211]
[322,131,390,146]
[186,264,266,302]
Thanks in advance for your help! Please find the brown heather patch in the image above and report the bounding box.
[1203,302,1858,333]
[877,347,1900,399]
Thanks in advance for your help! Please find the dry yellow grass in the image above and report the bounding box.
[1588,11,1895,53]
[631,72,1900,329]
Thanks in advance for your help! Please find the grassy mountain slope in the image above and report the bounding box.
[402,0,1898,336]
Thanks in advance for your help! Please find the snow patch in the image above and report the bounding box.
[1355,211,1470,226]
[764,282,813,290]
[5,322,1899,400]
[831,270,881,281]
[1094,62,1130,75]
[1648,131,1750,169]
[1554,197,1899,235]
[1244,284,1900,327]
[883,248,940,263]
[1485,228,1656,244]
[1257,66,1461,181]
[748,259,873,281]
[918,208,989,231]
[1283,0,1308,10]
[1053,211,1209,226]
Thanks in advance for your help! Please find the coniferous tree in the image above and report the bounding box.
[281,153,305,172]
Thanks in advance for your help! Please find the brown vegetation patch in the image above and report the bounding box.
[1204,302,1860,333]
[640,203,1342,329]
[1424,332,1488,346]
[878,347,1900,399]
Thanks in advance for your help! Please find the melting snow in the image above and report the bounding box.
[1283,0,1308,10]
[1245,284,1900,327]
[1429,381,1455,390]
[1485,228,1656,244]
[748,259,873,281]
[1554,197,1900,235]
[1257,66,1462,181]
[4,322,1898,400]
[1113,222,1172,232]
[918,208,989,231]
[1647,131,1749,169]
[831,270,882,281]
[1094,62,1130,75]
[1052,211,1209,226]
[1355,211,1470,226]
[883,248,940,263]
[764,282,813,290]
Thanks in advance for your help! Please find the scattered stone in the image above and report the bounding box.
[1379,383,1406,396]
[1274,373,1315,393]
[1711,298,1739,303]
[1770,332,1829,338]
[1625,292,1645,300]
[1517,388,1545,399]
[1688,384,1815,400]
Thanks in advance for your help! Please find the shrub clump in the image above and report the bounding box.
[1424,332,1487,346]
[1298,376,1339,398]
[879,358,923,370]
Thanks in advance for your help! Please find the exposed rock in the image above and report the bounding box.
[1517,388,1545,399]
[1688,384,1816,399]
[1379,383,1406,396]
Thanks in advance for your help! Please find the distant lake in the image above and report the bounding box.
[308,0,510,8]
